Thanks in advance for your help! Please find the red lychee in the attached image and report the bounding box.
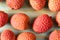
[0,11,8,27]
[29,0,46,10]
[1,30,16,40]
[11,13,30,30]
[33,14,53,33]
[17,32,36,40]
[56,11,60,26]
[49,30,60,40]
[6,0,24,10]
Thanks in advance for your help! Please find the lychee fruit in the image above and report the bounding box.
[11,13,30,30]
[56,11,60,26]
[29,0,46,11]
[17,32,36,40]
[6,0,24,10]
[48,0,60,12]
[49,30,60,40]
[0,11,8,27]
[33,14,53,33]
[1,30,16,40]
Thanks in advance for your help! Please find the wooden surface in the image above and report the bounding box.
[0,1,59,40]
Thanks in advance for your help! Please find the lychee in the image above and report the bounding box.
[49,30,60,40]
[11,13,30,30]
[6,0,24,10]
[56,11,60,26]
[33,14,53,33]
[29,0,46,10]
[48,0,60,12]
[0,11,8,27]
[17,32,36,40]
[1,30,16,40]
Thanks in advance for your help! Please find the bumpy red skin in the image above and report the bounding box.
[33,14,53,33]
[1,30,16,40]
[48,0,60,12]
[49,30,60,40]
[6,0,24,10]
[11,13,30,30]
[56,11,60,26]
[29,0,46,11]
[17,32,36,40]
[0,11,8,27]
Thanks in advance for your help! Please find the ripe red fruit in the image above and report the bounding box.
[0,11,8,27]
[48,0,60,12]
[56,11,60,26]
[29,0,46,11]
[49,30,60,40]
[33,14,53,33]
[11,13,30,30]
[6,0,24,10]
[1,30,16,40]
[17,32,36,40]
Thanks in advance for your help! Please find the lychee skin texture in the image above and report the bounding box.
[1,30,16,40]
[56,11,60,26]
[48,0,60,12]
[11,13,30,30]
[33,14,53,33]
[29,0,46,11]
[0,11,8,27]
[17,32,36,40]
[6,0,24,10]
[49,30,60,40]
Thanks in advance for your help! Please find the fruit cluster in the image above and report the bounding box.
[0,10,60,40]
[1,0,60,12]
[1,30,36,40]
[0,0,60,40]
[0,11,53,33]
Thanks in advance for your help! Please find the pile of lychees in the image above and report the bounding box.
[1,30,36,40]
[0,0,60,40]
[6,0,60,12]
[0,0,60,12]
[0,10,60,40]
